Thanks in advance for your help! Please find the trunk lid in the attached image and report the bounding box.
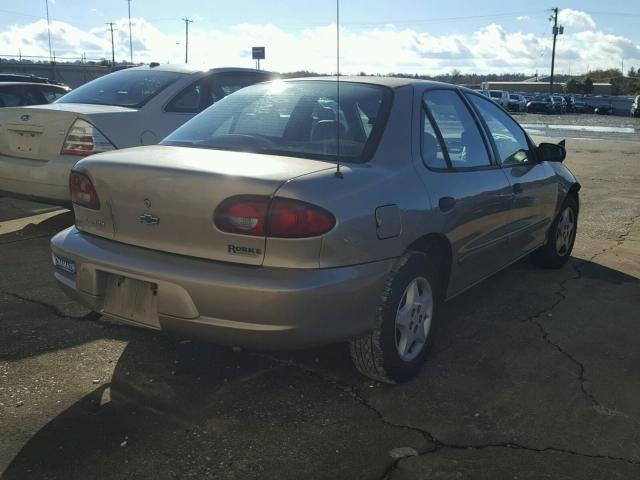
[74,145,335,265]
[0,103,135,160]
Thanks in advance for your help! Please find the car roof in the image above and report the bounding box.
[280,76,465,90]
[126,64,275,75]
[0,82,69,89]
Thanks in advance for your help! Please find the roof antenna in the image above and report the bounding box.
[334,0,343,179]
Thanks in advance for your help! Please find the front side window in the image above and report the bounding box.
[57,70,184,108]
[162,81,392,163]
[467,93,531,165]
[423,90,491,168]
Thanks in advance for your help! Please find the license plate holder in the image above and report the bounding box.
[103,275,159,328]
[53,253,76,276]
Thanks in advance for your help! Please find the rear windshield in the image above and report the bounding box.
[57,70,184,108]
[489,91,501,98]
[162,80,392,163]
[533,95,550,101]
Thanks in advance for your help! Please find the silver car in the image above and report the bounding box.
[0,65,274,206]
[51,78,580,383]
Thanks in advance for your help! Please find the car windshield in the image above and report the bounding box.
[57,70,185,108]
[509,94,519,100]
[489,91,501,98]
[162,80,392,163]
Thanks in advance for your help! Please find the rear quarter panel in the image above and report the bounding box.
[270,85,436,268]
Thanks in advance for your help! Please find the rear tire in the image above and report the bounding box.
[349,251,441,384]
[531,195,578,269]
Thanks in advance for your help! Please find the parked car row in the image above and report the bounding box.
[1,65,580,383]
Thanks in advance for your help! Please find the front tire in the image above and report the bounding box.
[531,195,578,268]
[349,251,441,384]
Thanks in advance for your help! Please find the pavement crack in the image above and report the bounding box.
[416,441,640,466]
[5,291,92,321]
[589,213,640,263]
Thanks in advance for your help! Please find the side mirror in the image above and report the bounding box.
[537,141,566,163]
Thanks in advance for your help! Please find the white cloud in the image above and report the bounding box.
[558,9,596,31]
[516,16,530,21]
[0,16,638,75]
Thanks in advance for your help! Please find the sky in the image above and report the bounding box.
[1,1,639,75]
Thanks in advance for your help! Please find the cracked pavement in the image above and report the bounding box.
[1,139,639,479]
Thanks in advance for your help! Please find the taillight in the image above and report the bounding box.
[214,196,268,236]
[62,119,115,156]
[269,198,335,238]
[69,171,100,210]
[214,196,335,238]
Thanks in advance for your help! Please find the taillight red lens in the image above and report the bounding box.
[69,171,100,210]
[269,198,335,238]
[214,196,335,238]
[214,196,268,236]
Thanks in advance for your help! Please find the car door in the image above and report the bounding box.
[416,88,515,295]
[465,92,558,256]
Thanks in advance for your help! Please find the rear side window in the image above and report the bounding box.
[421,111,448,169]
[467,93,531,165]
[0,86,40,106]
[166,78,206,113]
[423,90,491,169]
[39,86,67,103]
[0,88,24,107]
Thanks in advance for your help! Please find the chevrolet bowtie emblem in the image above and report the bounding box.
[139,213,160,225]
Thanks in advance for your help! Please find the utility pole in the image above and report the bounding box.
[106,22,117,68]
[182,18,193,64]
[44,0,53,62]
[127,0,133,64]
[549,7,563,94]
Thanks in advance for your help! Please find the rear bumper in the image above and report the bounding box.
[0,154,77,204]
[51,227,395,349]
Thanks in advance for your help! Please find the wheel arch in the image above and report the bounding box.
[567,182,581,211]
[406,232,452,299]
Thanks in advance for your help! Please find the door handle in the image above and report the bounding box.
[438,196,456,212]
[513,183,523,194]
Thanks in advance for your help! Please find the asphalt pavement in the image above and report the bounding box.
[0,135,639,479]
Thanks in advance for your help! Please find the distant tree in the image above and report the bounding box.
[583,77,594,94]
[565,78,582,93]
[628,67,637,78]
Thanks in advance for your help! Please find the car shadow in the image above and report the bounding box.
[3,256,639,479]
[0,198,64,222]
[0,208,73,244]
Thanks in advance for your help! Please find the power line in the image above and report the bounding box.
[182,17,193,64]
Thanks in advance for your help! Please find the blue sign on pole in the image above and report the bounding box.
[252,47,265,60]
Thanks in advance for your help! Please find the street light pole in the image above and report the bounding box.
[127,0,133,64]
